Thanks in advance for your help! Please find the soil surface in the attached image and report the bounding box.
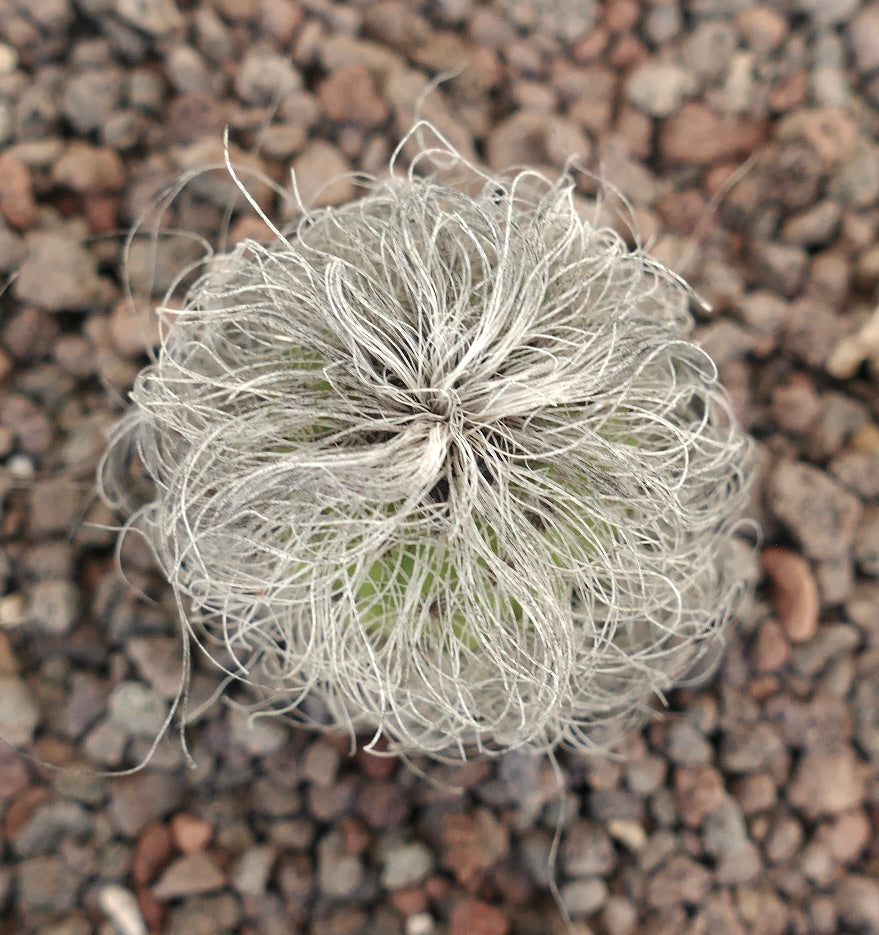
[0,2,878,934]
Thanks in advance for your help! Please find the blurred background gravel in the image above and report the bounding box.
[0,0,878,933]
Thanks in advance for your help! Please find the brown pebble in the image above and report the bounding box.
[318,64,389,129]
[753,619,790,674]
[761,547,819,643]
[170,812,212,854]
[132,823,174,886]
[0,155,37,230]
[152,852,226,900]
[659,103,767,165]
[673,766,725,827]
[449,898,510,935]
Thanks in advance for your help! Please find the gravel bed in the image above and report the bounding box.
[1,1,878,934]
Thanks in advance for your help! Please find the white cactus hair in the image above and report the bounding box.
[100,124,753,762]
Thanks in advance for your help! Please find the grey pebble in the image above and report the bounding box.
[235,47,301,106]
[561,820,616,878]
[12,799,92,858]
[768,461,862,561]
[62,68,124,134]
[626,61,693,118]
[28,579,80,635]
[231,844,277,897]
[14,233,105,313]
[317,828,364,898]
[16,855,81,913]
[560,877,608,917]
[837,875,879,931]
[107,680,168,737]
[0,675,40,747]
[115,0,184,36]
[380,841,434,889]
[108,770,184,836]
[854,505,879,576]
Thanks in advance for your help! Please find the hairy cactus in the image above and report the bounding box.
[100,143,752,761]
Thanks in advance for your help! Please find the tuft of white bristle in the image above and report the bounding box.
[99,130,753,762]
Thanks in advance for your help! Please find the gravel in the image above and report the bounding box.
[0,3,877,934]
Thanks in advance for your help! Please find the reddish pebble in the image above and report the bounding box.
[318,64,389,129]
[136,884,165,933]
[660,103,767,165]
[761,547,819,643]
[753,619,790,674]
[170,812,212,853]
[449,899,510,935]
[674,766,725,827]
[133,823,174,886]
[3,786,50,841]
[0,155,37,229]
[389,885,428,916]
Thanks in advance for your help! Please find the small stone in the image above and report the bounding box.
[15,233,104,313]
[108,681,168,738]
[316,829,363,898]
[854,505,879,575]
[62,68,125,135]
[318,64,388,129]
[787,745,866,817]
[442,809,510,887]
[170,813,212,853]
[659,103,766,165]
[607,819,647,853]
[235,47,301,106]
[126,636,183,699]
[664,720,713,766]
[28,579,80,635]
[0,593,27,629]
[16,855,81,913]
[52,142,125,194]
[84,718,128,765]
[625,61,693,118]
[381,841,434,889]
[674,766,725,827]
[487,110,590,172]
[227,705,286,755]
[760,548,819,642]
[561,877,608,917]
[302,738,341,787]
[752,619,789,673]
[0,154,37,229]
[115,0,183,36]
[770,374,821,435]
[818,809,871,863]
[98,884,147,935]
[849,3,879,73]
[152,852,225,900]
[291,141,353,209]
[780,200,841,246]
[837,875,879,931]
[231,844,276,897]
[132,823,174,886]
[11,798,91,857]
[768,461,862,561]
[766,693,852,748]
[737,6,787,53]
[732,772,776,814]
[0,676,39,747]
[790,624,860,678]
[358,779,410,830]
[751,241,808,297]
[109,772,185,836]
[449,899,509,935]
[646,854,712,908]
